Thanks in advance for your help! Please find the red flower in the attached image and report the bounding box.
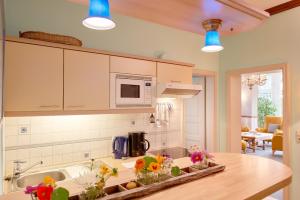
[37,186,53,200]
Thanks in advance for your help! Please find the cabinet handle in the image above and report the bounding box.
[39,105,60,108]
[171,80,181,83]
[67,105,85,108]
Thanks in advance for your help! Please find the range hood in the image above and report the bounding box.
[157,82,202,98]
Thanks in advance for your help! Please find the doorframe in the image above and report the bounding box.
[226,63,291,199]
[192,69,218,152]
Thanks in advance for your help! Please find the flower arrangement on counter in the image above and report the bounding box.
[25,176,69,200]
[134,155,181,185]
[79,164,118,200]
[189,145,214,170]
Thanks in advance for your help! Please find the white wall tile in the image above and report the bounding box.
[53,154,63,165]
[30,148,42,158]
[41,146,53,157]
[4,100,183,171]
[5,126,18,136]
[5,161,14,175]
[53,145,64,156]
[30,156,43,166]
[16,149,30,160]
[17,135,31,146]
[5,135,17,147]
[62,154,73,164]
[5,150,17,161]
[41,156,53,167]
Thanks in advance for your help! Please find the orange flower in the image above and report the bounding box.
[156,155,165,164]
[43,176,55,187]
[147,162,161,173]
[135,159,145,171]
[99,165,110,175]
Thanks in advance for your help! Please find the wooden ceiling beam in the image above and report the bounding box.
[265,0,300,15]
[216,0,270,20]
[67,0,268,35]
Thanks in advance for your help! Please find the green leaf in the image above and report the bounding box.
[112,168,118,176]
[81,186,103,200]
[143,156,157,168]
[171,166,181,177]
[51,187,69,200]
[257,97,277,127]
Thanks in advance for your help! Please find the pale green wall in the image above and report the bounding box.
[9,0,300,197]
[220,7,300,199]
[4,0,220,151]
[4,0,219,71]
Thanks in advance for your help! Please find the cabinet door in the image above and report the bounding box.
[64,50,109,110]
[157,63,192,84]
[4,42,63,111]
[110,56,156,76]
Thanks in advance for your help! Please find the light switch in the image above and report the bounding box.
[296,131,300,144]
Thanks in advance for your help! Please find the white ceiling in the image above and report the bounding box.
[243,0,291,10]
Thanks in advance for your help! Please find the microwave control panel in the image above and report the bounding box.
[144,80,152,105]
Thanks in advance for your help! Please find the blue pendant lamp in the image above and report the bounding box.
[201,19,224,52]
[83,0,115,30]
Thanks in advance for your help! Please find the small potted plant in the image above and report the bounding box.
[134,155,180,185]
[25,176,69,200]
[79,164,118,200]
[189,145,214,170]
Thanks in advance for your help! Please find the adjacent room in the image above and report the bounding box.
[241,70,283,159]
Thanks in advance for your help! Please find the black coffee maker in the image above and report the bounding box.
[128,131,150,157]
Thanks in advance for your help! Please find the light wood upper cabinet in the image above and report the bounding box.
[110,56,156,76]
[64,50,109,111]
[4,42,63,112]
[157,63,192,84]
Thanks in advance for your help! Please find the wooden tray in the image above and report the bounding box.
[70,163,225,200]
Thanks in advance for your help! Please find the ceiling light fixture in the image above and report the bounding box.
[242,74,268,90]
[201,19,224,53]
[82,0,115,30]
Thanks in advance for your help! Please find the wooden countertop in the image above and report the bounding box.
[0,153,292,200]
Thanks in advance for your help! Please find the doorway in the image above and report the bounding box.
[241,70,283,160]
[226,64,291,200]
[183,69,218,152]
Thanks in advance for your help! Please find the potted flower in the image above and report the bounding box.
[79,164,118,200]
[189,145,214,170]
[25,176,69,200]
[135,155,180,185]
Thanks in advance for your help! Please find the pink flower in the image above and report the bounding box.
[190,151,204,164]
[24,184,42,194]
[202,150,214,160]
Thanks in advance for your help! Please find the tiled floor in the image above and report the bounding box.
[243,142,283,200]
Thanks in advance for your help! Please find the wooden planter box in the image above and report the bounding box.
[70,163,225,200]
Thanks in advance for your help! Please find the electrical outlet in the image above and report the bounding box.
[84,152,90,159]
[296,131,300,144]
[18,124,31,135]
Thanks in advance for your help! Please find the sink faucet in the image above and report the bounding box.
[4,160,43,192]
[13,160,43,177]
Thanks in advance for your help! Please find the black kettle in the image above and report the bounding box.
[128,132,150,157]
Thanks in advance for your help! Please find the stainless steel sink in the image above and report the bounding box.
[16,170,66,188]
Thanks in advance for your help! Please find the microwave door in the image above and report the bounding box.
[116,78,145,106]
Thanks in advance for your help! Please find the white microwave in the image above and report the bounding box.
[110,73,156,108]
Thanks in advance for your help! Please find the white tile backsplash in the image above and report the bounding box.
[5,135,17,147]
[3,99,182,175]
